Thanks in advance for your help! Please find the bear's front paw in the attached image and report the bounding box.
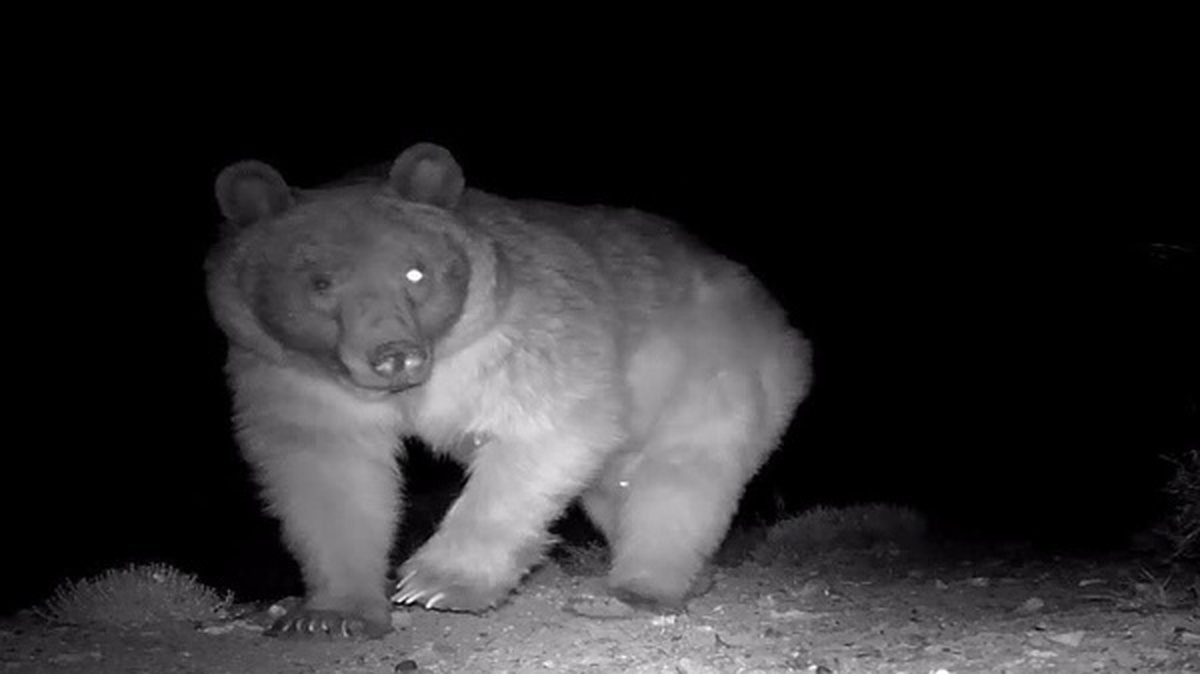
[265,607,392,640]
[391,562,509,613]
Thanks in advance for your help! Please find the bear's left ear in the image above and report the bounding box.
[387,143,465,209]
[215,160,294,226]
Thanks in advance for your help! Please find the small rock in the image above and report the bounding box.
[675,657,719,674]
[1047,631,1085,647]
[1176,629,1200,646]
[797,580,830,599]
[1017,597,1045,614]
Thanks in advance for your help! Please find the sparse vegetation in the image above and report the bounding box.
[36,563,232,630]
[752,503,928,565]
[1161,448,1200,561]
[551,541,610,577]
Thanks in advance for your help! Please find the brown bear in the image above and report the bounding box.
[207,143,811,638]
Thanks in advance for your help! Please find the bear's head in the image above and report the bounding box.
[209,143,472,393]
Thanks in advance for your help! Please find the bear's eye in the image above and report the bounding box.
[310,273,334,294]
[404,267,425,284]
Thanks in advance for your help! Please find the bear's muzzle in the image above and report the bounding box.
[367,340,432,390]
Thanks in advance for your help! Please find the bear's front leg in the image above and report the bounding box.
[393,431,606,612]
[232,363,403,639]
[254,442,399,639]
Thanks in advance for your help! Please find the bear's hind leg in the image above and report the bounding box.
[608,372,774,610]
[607,449,745,610]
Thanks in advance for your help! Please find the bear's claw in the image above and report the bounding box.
[392,564,504,612]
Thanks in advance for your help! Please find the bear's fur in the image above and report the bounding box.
[207,143,811,638]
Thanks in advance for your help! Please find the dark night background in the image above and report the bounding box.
[4,48,1194,617]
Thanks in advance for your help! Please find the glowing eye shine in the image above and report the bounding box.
[405,268,425,284]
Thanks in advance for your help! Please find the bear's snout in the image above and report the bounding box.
[368,341,431,389]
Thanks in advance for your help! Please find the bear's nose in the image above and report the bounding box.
[368,341,430,383]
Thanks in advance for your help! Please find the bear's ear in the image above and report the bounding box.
[215,160,294,226]
[387,143,465,209]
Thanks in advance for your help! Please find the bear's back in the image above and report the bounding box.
[461,190,726,330]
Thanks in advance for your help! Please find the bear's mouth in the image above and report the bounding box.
[353,378,422,394]
[352,384,413,399]
[332,368,418,399]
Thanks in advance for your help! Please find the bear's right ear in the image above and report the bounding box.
[387,143,465,209]
[215,160,294,226]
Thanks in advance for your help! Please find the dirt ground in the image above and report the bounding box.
[3,542,1197,674]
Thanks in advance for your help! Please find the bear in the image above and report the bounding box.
[206,142,812,638]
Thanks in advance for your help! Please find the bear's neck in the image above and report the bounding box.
[434,233,511,360]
